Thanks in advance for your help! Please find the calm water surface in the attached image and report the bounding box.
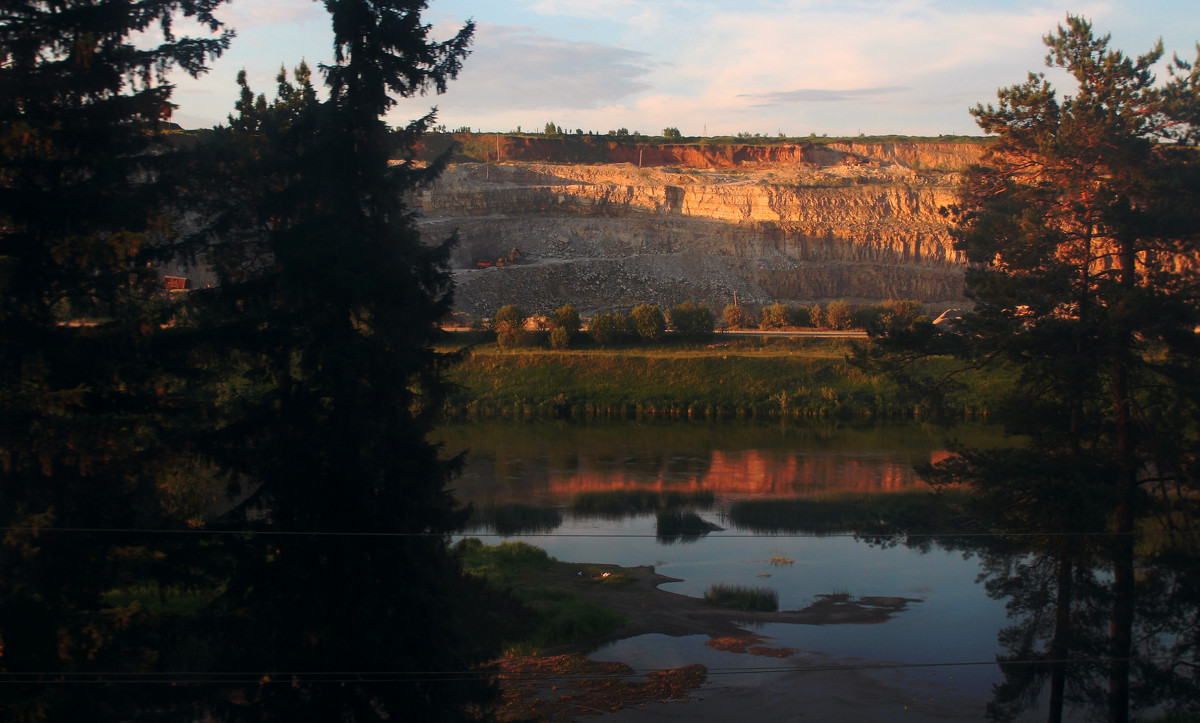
[436,420,1185,721]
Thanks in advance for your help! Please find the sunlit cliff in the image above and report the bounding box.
[412,136,988,316]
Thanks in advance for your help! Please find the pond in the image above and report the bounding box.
[437,419,1199,722]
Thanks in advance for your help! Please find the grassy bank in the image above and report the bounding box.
[441,337,1010,420]
[453,539,626,652]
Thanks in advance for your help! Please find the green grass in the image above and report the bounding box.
[453,538,625,651]
[440,337,1010,420]
[703,584,779,612]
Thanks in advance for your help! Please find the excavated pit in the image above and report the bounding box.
[413,141,985,317]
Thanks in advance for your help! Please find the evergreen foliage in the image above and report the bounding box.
[936,16,1200,528]
[0,2,230,719]
[181,2,487,719]
[884,17,1200,721]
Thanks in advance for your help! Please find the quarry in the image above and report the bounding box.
[411,137,987,318]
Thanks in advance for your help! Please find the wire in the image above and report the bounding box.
[0,526,1151,539]
[0,655,1165,685]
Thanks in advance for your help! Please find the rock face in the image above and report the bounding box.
[413,140,987,317]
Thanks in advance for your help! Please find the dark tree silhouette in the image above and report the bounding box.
[922,16,1200,722]
[184,3,489,720]
[0,1,231,720]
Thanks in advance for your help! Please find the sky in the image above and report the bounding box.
[168,1,1200,137]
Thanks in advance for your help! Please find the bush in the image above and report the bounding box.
[628,303,666,341]
[549,326,571,350]
[669,301,714,339]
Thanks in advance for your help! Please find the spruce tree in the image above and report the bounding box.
[187,3,487,719]
[0,2,230,720]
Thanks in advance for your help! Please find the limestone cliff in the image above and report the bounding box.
[413,140,987,317]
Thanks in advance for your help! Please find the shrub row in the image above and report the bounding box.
[490,301,715,349]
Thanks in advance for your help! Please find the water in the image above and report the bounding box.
[437,419,1198,721]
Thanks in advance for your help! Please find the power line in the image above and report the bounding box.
[0,655,1166,685]
[0,526,1152,539]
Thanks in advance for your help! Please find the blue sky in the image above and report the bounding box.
[170,1,1200,137]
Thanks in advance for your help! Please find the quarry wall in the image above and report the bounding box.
[412,139,987,317]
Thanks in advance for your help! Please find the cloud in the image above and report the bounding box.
[223,2,325,30]
[425,23,657,113]
[740,87,909,106]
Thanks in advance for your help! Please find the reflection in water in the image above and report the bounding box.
[442,420,1200,720]
[962,534,1200,723]
[438,419,985,508]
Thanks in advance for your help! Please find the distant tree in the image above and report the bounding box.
[662,127,682,139]
[868,300,926,336]
[793,305,815,328]
[589,312,623,345]
[758,302,792,330]
[0,1,232,719]
[628,303,666,341]
[723,304,750,330]
[809,304,825,328]
[826,300,853,330]
[669,301,715,339]
[548,304,579,349]
[494,304,528,348]
[550,303,581,335]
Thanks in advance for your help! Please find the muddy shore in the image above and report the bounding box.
[493,562,987,721]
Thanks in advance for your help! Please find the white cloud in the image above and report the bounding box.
[223,2,326,30]
[169,0,1192,135]
[410,23,656,114]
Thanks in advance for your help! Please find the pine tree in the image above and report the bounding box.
[0,2,230,720]
[927,17,1200,722]
[185,3,487,719]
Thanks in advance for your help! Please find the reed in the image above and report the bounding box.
[703,583,779,612]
